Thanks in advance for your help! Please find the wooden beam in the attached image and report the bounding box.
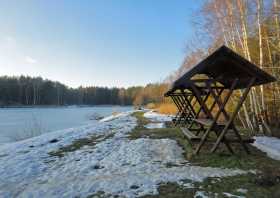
[194,79,238,155]
[208,85,250,154]
[210,78,256,153]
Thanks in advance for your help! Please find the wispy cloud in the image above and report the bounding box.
[25,56,37,64]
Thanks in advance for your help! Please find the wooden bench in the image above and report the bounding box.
[226,139,255,143]
[194,118,226,127]
[180,127,201,141]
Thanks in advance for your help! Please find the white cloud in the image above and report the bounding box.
[25,56,37,64]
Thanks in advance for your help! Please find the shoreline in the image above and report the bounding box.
[0,110,248,197]
[0,110,279,197]
[0,104,133,109]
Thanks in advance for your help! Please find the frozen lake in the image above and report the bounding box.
[0,106,132,144]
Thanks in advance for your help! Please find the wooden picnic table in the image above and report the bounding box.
[165,46,276,155]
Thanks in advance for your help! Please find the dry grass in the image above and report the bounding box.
[146,103,157,109]
[156,103,177,115]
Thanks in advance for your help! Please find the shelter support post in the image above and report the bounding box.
[190,81,235,154]
[210,78,256,153]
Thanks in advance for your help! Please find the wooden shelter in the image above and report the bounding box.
[165,45,276,155]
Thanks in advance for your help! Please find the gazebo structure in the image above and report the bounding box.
[165,45,276,155]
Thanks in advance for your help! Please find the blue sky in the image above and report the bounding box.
[0,0,202,88]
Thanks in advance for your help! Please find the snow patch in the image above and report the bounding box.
[0,111,248,198]
[143,111,173,122]
[99,111,134,122]
[236,188,248,194]
[145,123,165,129]
[194,191,208,198]
[223,192,245,198]
[252,136,280,160]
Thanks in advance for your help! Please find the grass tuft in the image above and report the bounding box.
[48,133,114,158]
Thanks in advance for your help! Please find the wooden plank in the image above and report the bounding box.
[225,138,255,143]
[179,138,254,143]
[194,118,226,126]
[194,118,213,126]
[173,96,186,125]
[180,127,201,141]
[208,88,224,113]
[188,88,211,129]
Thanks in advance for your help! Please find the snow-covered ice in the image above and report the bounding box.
[0,106,132,144]
[0,111,248,198]
[143,111,173,122]
[145,123,165,129]
[252,136,280,160]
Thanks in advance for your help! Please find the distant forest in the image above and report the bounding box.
[0,76,141,106]
[0,76,167,106]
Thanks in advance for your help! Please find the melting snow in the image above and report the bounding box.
[223,192,245,198]
[0,111,247,198]
[194,191,208,198]
[145,123,165,129]
[236,188,248,194]
[99,111,135,122]
[143,111,173,122]
[252,136,280,160]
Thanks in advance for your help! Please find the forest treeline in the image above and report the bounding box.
[0,75,168,106]
[0,76,143,106]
